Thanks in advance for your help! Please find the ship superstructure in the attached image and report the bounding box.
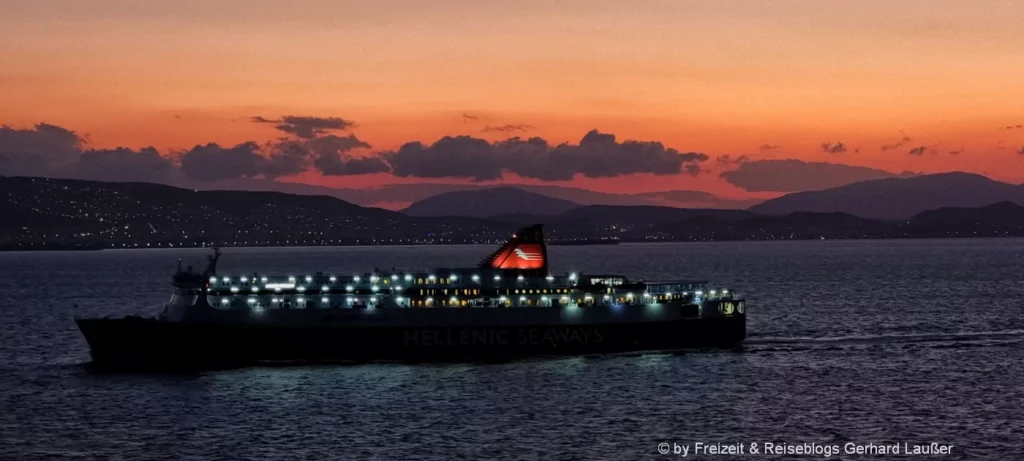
[78,225,747,368]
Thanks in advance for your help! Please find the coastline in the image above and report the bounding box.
[4,235,1024,253]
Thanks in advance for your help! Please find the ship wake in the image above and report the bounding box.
[744,329,1024,352]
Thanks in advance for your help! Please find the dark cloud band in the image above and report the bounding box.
[0,122,708,183]
[382,129,707,181]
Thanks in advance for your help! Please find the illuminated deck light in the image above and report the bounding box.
[346,285,353,292]
[370,276,379,282]
[322,285,330,291]
[546,275,554,282]
[240,276,248,282]
[450,296,458,303]
[569,273,577,280]
[230,287,239,293]
[450,274,458,281]
[288,276,296,282]
[329,276,337,282]
[471,274,480,282]
[261,277,268,283]
[395,285,403,291]
[222,276,231,282]
[494,275,501,281]
[519,296,527,301]
[404,274,413,281]
[391,275,398,281]
[305,276,312,282]
[209,277,217,283]
[274,287,282,292]
[517,275,524,281]
[251,286,259,293]
[297,286,305,292]
[371,285,379,292]
[499,296,507,302]
[221,298,229,304]
[321,297,329,303]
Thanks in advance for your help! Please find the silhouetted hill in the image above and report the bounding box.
[0,176,509,250]
[556,205,752,225]
[643,212,892,241]
[402,187,581,218]
[904,201,1024,236]
[324,182,759,210]
[8,175,1024,251]
[511,205,755,240]
[488,205,752,235]
[750,172,1024,220]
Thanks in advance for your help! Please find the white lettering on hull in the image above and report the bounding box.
[403,327,604,347]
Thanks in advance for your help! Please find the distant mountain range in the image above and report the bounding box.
[5,173,1024,251]
[750,172,1024,220]
[403,172,1024,222]
[347,183,761,210]
[165,178,758,210]
[402,187,581,218]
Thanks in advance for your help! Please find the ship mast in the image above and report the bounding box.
[202,247,222,277]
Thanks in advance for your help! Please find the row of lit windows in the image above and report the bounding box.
[411,299,470,307]
[414,277,454,284]
[410,288,579,296]
[212,274,577,288]
[513,288,569,295]
[418,289,481,296]
[212,296,691,310]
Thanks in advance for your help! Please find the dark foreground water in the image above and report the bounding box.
[1,240,1023,460]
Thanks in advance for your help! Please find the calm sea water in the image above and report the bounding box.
[1,240,1023,460]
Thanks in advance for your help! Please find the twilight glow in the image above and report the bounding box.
[2,0,1024,208]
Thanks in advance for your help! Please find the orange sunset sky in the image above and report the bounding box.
[2,0,1024,204]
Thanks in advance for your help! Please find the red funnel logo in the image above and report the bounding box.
[493,243,545,269]
[514,248,542,260]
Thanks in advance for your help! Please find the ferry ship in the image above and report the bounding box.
[76,225,746,368]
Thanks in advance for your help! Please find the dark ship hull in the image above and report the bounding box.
[76,315,745,369]
[75,224,747,370]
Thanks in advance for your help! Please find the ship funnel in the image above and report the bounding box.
[478,224,548,272]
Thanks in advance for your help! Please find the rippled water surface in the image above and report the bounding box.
[2,240,1023,460]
